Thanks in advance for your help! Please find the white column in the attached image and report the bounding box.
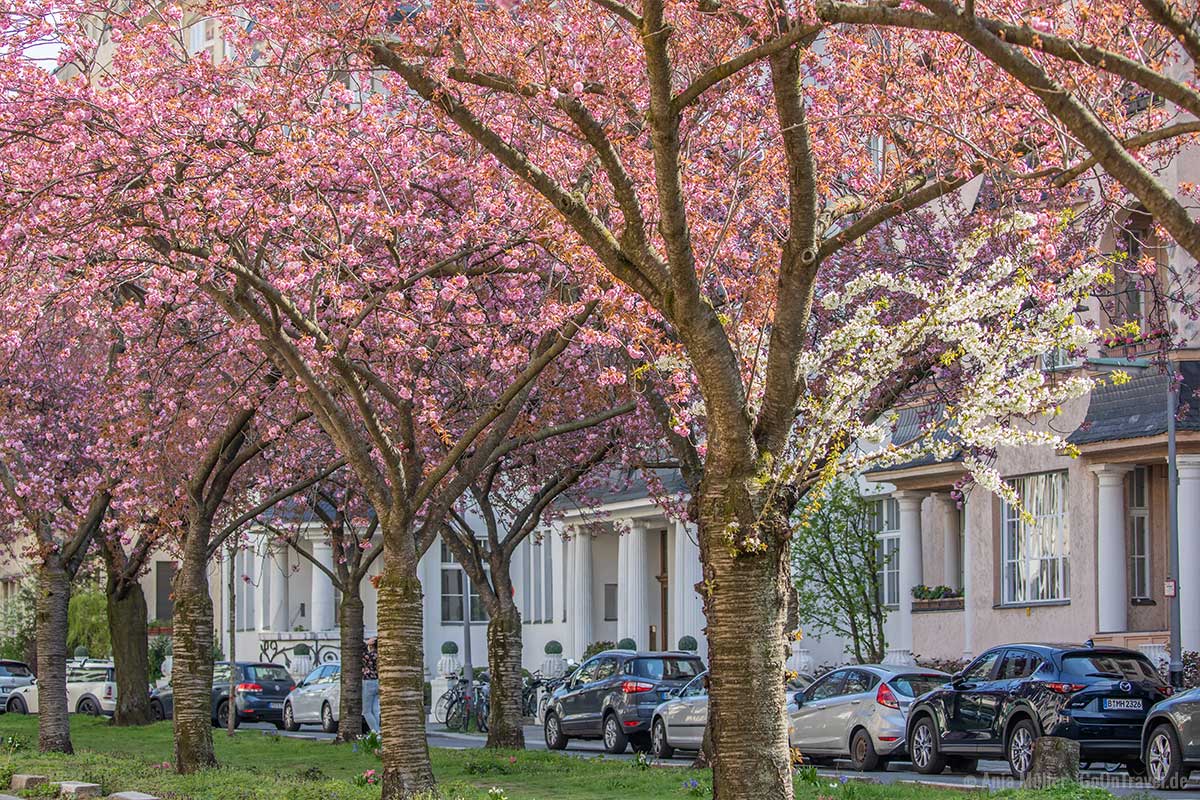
[1177,457,1200,651]
[622,521,650,648]
[891,491,926,666]
[670,522,684,648]
[961,490,975,661]
[310,541,336,632]
[552,525,567,624]
[1092,464,1132,634]
[938,494,962,591]
[269,545,290,632]
[257,543,272,632]
[571,527,593,659]
[674,521,706,659]
[617,525,630,641]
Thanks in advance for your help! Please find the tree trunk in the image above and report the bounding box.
[485,599,525,749]
[700,475,794,800]
[172,516,217,773]
[35,556,72,754]
[377,550,435,799]
[106,578,154,726]
[337,587,365,743]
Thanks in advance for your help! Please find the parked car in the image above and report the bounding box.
[0,660,34,705]
[543,649,705,754]
[5,660,116,716]
[906,643,1171,779]
[649,670,813,759]
[788,664,950,771]
[1142,685,1200,789]
[283,663,371,734]
[145,661,294,728]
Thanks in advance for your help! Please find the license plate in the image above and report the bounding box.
[269,702,282,709]
[1103,698,1143,710]
[0,686,8,694]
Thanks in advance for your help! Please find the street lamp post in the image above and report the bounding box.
[1168,380,1184,688]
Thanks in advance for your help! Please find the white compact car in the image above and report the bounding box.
[283,663,344,733]
[5,660,117,716]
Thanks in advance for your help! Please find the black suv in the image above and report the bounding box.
[906,643,1171,778]
[543,650,705,754]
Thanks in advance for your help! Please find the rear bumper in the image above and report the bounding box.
[1047,718,1143,762]
[237,696,286,723]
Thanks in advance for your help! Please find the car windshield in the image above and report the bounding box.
[630,657,703,681]
[889,674,947,698]
[1061,653,1162,683]
[0,663,30,678]
[244,665,292,683]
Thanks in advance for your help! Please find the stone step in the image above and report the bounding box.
[58,781,103,798]
[106,793,160,800]
[10,775,48,790]
[0,794,24,800]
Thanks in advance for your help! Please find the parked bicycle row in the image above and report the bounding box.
[538,642,1200,791]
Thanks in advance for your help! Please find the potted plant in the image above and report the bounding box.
[911,584,965,612]
[677,635,698,652]
[617,637,637,650]
[541,640,566,678]
[437,641,461,678]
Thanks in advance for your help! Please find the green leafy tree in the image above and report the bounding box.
[792,480,889,664]
[67,588,111,659]
[0,580,36,662]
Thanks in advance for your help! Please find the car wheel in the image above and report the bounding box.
[77,697,100,716]
[651,718,675,760]
[1006,719,1038,780]
[850,728,881,771]
[543,712,568,751]
[1148,723,1191,790]
[150,700,165,722]
[908,716,946,775]
[215,700,239,730]
[946,757,978,774]
[321,703,338,734]
[7,696,27,715]
[283,702,300,732]
[602,713,629,755]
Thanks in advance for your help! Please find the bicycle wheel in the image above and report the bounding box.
[445,698,467,731]
[476,697,489,732]
[434,691,455,724]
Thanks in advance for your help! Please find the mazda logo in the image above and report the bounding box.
[1119,680,1132,693]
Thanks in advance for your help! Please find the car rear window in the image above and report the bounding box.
[67,668,112,683]
[1061,653,1162,683]
[889,674,947,698]
[629,657,703,681]
[245,665,292,683]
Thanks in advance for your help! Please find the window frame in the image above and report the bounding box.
[1001,471,1071,606]
[439,539,489,624]
[868,497,901,608]
[1128,466,1151,601]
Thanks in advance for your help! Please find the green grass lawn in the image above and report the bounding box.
[0,715,1116,799]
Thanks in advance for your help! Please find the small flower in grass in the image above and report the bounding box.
[508,755,517,765]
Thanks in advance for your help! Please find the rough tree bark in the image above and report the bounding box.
[172,514,217,772]
[337,588,366,743]
[35,554,73,754]
[101,541,154,726]
[485,600,525,749]
[376,522,434,800]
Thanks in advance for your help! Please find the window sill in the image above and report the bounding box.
[992,599,1071,610]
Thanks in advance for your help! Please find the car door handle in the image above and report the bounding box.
[851,700,862,705]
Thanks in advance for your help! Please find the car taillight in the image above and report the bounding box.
[1045,682,1086,694]
[1161,685,1175,697]
[103,686,113,699]
[236,682,264,694]
[621,680,655,694]
[876,683,900,710]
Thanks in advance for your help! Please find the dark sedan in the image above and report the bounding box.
[543,649,705,754]
[149,661,295,729]
[906,643,1171,779]
[1142,685,1200,789]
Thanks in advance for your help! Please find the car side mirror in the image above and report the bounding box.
[793,693,805,709]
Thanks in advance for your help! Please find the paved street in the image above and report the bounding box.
[237,721,1200,798]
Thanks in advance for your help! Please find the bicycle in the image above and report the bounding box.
[434,676,470,724]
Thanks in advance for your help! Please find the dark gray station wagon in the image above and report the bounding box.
[543,650,704,754]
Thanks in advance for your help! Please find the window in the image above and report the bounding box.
[807,670,847,702]
[842,670,876,695]
[1001,472,1070,605]
[962,651,1001,683]
[1129,466,1151,601]
[593,657,618,681]
[244,664,292,683]
[603,583,618,621]
[440,540,487,624]
[681,673,708,698]
[523,539,555,624]
[187,16,219,60]
[868,497,901,607]
[998,649,1041,680]
[155,561,176,621]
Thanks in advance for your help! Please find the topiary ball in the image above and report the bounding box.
[677,635,698,652]
[441,641,460,656]
[616,638,637,650]
[544,640,563,656]
[73,646,89,659]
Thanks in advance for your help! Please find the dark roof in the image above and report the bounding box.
[557,468,687,509]
[1067,361,1200,445]
[863,405,962,476]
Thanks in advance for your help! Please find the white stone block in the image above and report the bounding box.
[57,781,103,798]
[106,792,160,800]
[10,775,48,790]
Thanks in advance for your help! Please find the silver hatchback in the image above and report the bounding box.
[789,664,949,771]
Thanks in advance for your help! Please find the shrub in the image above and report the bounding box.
[293,643,311,656]
[67,588,110,659]
[148,635,173,683]
[677,635,698,652]
[911,584,964,600]
[616,638,636,650]
[581,640,614,660]
[544,640,563,655]
[441,641,459,656]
